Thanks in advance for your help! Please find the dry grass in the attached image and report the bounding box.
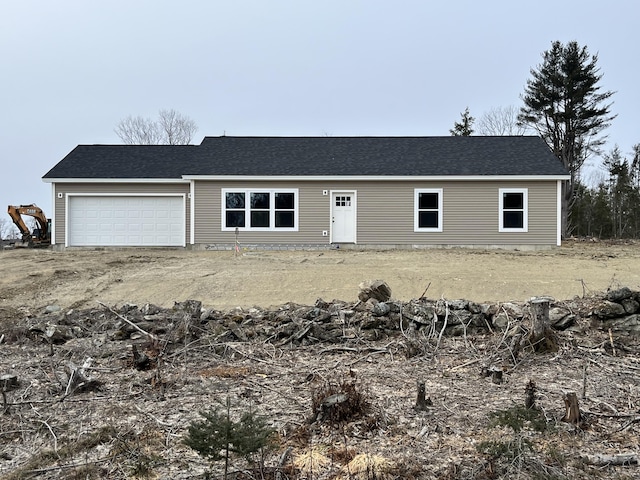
[338,453,394,480]
[292,448,332,476]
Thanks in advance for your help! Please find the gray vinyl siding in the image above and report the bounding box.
[193,181,331,245]
[193,180,559,247]
[52,183,191,246]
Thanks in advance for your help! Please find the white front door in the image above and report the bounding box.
[331,191,356,243]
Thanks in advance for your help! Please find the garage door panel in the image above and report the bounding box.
[69,196,184,246]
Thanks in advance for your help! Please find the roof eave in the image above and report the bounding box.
[42,178,188,184]
[181,175,571,181]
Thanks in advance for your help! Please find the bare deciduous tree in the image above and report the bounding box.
[158,109,198,145]
[115,109,198,145]
[0,218,18,240]
[478,105,529,136]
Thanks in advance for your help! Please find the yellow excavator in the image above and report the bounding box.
[7,204,51,247]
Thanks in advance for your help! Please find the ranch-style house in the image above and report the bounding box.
[42,136,570,250]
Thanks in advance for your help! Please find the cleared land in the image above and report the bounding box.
[1,241,640,479]
[1,240,640,313]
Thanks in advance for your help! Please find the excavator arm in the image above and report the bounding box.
[7,204,50,246]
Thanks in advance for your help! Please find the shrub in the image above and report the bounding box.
[183,397,276,480]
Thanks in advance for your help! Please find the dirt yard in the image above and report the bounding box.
[1,240,640,314]
[1,241,640,480]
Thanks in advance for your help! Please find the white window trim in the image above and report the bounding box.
[414,188,443,232]
[499,188,528,232]
[221,188,299,232]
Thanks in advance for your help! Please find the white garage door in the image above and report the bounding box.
[68,196,185,247]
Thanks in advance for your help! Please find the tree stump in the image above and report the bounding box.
[524,379,536,409]
[414,382,432,411]
[528,296,558,352]
[65,359,102,395]
[0,374,19,391]
[562,392,581,424]
[131,344,151,370]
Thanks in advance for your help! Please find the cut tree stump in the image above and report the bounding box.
[528,296,559,353]
[524,379,536,409]
[0,374,19,391]
[65,358,102,396]
[415,382,432,411]
[561,392,581,424]
[131,344,151,370]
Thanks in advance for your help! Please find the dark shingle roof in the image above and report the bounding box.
[43,136,569,179]
[43,145,198,179]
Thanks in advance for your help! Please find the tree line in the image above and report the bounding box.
[571,144,640,239]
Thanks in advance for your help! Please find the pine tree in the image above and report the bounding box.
[450,107,475,136]
[183,397,275,479]
[519,41,615,236]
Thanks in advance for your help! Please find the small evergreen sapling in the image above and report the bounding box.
[183,397,275,479]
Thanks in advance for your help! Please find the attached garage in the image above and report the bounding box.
[67,195,185,247]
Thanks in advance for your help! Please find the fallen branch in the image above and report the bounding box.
[581,453,638,466]
[26,456,113,475]
[346,349,389,367]
[134,405,173,427]
[448,358,481,372]
[434,299,449,352]
[36,419,58,452]
[97,301,159,341]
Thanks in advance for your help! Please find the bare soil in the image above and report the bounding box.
[1,241,640,479]
[1,240,640,313]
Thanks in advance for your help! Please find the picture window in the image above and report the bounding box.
[222,189,298,231]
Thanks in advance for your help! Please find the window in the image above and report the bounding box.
[414,188,443,232]
[499,188,528,232]
[222,189,298,231]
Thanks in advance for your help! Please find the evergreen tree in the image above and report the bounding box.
[450,107,475,136]
[184,397,275,479]
[569,182,594,237]
[519,41,615,236]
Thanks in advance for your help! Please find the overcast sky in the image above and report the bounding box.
[1,0,638,228]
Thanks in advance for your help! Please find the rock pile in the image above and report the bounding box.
[590,286,640,336]
[8,283,639,350]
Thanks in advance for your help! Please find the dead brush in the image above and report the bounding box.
[292,447,332,477]
[339,453,395,480]
[311,372,371,424]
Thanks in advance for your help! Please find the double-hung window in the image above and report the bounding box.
[414,188,443,232]
[499,188,528,232]
[222,189,298,231]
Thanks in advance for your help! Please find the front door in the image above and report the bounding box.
[331,191,356,243]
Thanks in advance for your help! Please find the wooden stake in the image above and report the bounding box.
[608,328,617,356]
